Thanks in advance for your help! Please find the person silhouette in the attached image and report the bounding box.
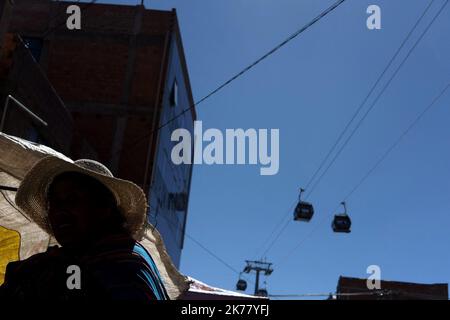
[0,156,169,301]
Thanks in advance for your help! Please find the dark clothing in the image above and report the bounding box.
[0,233,169,301]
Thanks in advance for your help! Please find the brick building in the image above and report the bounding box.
[337,276,448,300]
[0,0,196,267]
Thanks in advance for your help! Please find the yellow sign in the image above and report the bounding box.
[0,226,20,284]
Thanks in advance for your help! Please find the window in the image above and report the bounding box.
[170,80,178,107]
[22,37,43,62]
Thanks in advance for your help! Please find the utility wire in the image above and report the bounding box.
[269,289,387,298]
[278,81,450,266]
[184,232,242,275]
[270,290,450,300]
[30,0,344,263]
[305,0,449,200]
[253,0,437,259]
[152,205,259,287]
[153,204,248,280]
[38,0,347,281]
[111,0,348,158]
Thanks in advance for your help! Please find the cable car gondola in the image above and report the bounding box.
[332,201,351,233]
[256,288,268,297]
[236,273,247,291]
[236,279,247,291]
[293,188,314,222]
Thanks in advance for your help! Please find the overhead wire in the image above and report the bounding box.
[30,0,346,262]
[303,0,436,194]
[304,0,449,200]
[270,290,450,300]
[109,0,348,159]
[277,81,450,266]
[257,0,447,259]
[269,289,387,298]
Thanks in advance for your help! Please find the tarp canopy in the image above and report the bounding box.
[181,277,265,300]
[0,132,189,299]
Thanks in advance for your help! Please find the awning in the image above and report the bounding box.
[181,277,266,300]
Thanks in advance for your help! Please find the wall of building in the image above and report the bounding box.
[149,29,195,268]
[5,0,196,266]
[28,3,173,187]
[0,35,74,155]
[337,276,449,300]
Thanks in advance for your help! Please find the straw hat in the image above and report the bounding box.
[15,156,148,239]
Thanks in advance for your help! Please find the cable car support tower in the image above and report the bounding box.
[241,260,273,297]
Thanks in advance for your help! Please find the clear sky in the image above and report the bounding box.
[96,0,450,297]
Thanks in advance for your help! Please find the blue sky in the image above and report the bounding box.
[97,0,450,297]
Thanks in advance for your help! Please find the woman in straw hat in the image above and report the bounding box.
[0,156,169,300]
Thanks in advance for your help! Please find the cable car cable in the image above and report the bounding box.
[276,81,450,266]
[261,188,317,258]
[254,0,439,259]
[257,187,316,259]
[304,0,449,201]
[30,0,347,264]
[261,218,292,258]
[302,0,436,193]
[253,201,296,260]
[341,82,450,202]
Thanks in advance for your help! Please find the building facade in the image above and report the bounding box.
[337,276,448,300]
[148,27,195,265]
[1,0,195,267]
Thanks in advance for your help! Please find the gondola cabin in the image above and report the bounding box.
[294,201,314,222]
[332,213,351,233]
[236,279,247,291]
[256,289,268,297]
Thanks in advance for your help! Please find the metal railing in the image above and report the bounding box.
[0,94,48,133]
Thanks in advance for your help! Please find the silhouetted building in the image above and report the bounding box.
[1,0,195,267]
[337,276,448,300]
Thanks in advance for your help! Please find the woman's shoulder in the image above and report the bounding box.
[5,246,62,275]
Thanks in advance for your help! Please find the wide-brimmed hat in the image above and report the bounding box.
[15,155,148,239]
